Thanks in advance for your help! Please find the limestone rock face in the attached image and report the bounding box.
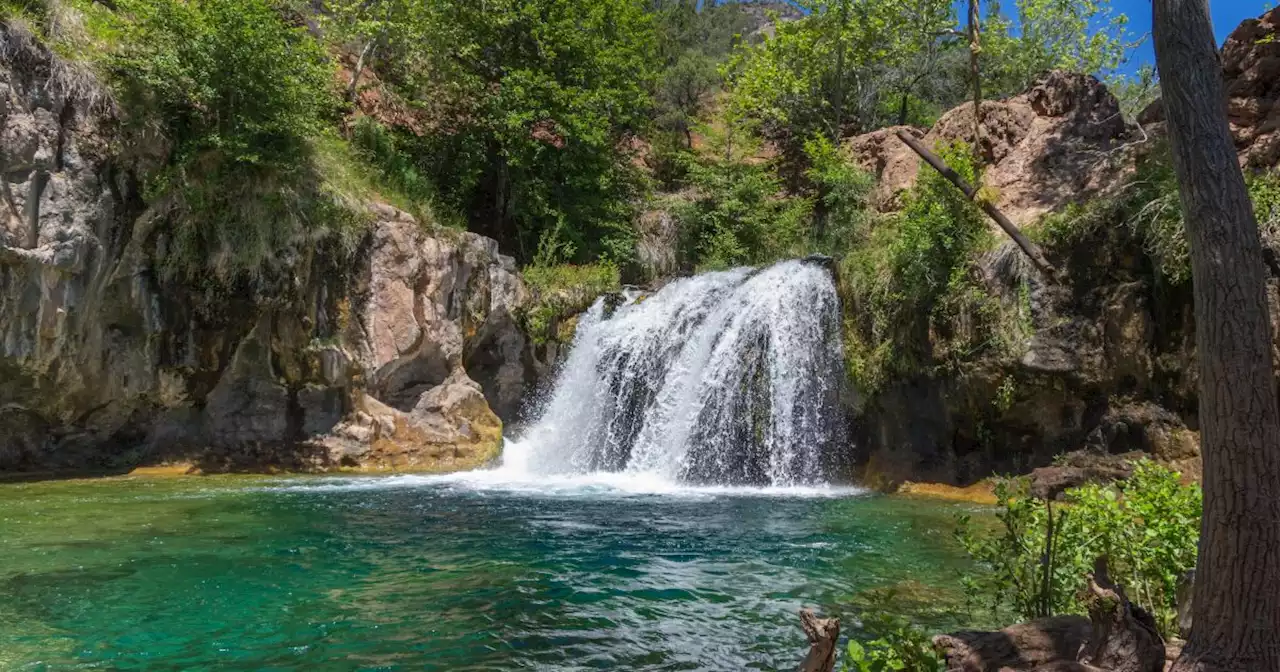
[847,71,1132,225]
[0,33,536,474]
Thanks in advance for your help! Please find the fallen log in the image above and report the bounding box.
[894,129,1059,281]
[933,615,1092,672]
[934,558,1166,672]
[798,609,840,672]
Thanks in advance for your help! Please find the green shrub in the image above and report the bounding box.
[843,610,946,672]
[112,0,333,167]
[674,153,814,270]
[1032,145,1188,284]
[348,116,463,227]
[98,0,370,288]
[1247,169,1280,250]
[804,134,875,260]
[839,143,1006,395]
[522,263,621,344]
[955,459,1201,637]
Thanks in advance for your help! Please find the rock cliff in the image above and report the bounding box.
[0,29,538,474]
[1141,7,1280,170]
[846,72,1207,487]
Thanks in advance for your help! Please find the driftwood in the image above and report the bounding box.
[1081,558,1165,672]
[798,609,840,672]
[894,129,1059,281]
[933,615,1092,672]
[934,558,1166,672]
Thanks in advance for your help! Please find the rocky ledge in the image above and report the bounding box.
[0,30,540,475]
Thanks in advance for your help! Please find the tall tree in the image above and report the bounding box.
[984,0,1135,96]
[1153,1,1280,670]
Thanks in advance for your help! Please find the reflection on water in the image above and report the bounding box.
[0,474,986,671]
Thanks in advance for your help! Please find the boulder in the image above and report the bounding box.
[1028,451,1136,501]
[846,71,1133,225]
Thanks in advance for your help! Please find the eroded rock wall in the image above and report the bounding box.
[0,31,538,474]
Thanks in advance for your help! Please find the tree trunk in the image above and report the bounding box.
[1153,1,1280,670]
[347,39,376,103]
[830,0,850,140]
[797,609,839,672]
[967,0,982,158]
[1081,558,1166,672]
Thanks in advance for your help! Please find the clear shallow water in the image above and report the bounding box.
[0,472,984,671]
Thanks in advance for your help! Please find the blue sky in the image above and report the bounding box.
[1112,0,1270,74]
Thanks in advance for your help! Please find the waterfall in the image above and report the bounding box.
[510,258,848,486]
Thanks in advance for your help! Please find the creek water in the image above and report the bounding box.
[0,474,983,670]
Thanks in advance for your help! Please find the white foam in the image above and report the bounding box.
[261,439,865,499]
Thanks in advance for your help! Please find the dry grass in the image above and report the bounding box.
[0,8,117,114]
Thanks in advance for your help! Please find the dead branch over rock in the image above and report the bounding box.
[895,129,1059,281]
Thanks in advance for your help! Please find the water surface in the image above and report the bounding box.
[0,473,984,670]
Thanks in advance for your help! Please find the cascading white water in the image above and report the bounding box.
[508,258,848,486]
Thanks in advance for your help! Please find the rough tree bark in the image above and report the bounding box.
[895,129,1058,280]
[798,609,839,672]
[1153,0,1280,670]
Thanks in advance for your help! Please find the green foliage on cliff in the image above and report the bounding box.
[982,0,1137,96]
[105,0,361,285]
[522,263,622,345]
[840,145,1015,395]
[1033,145,1191,285]
[111,0,333,168]
[674,151,814,270]
[955,460,1201,637]
[1034,152,1280,289]
[358,0,659,267]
